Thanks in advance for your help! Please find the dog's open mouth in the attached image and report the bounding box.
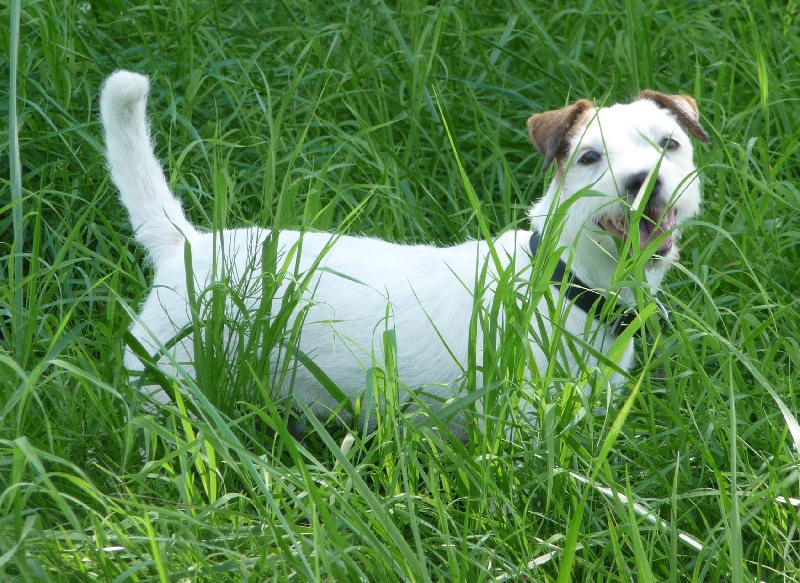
[597,206,677,256]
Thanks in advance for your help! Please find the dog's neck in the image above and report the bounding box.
[528,231,638,334]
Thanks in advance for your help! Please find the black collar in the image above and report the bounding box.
[529,232,638,334]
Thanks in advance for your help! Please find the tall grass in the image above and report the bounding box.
[1,0,799,580]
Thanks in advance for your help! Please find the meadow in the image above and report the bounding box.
[2,0,799,580]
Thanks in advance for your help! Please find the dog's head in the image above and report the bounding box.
[527,91,710,288]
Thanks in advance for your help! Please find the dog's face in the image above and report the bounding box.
[527,92,710,277]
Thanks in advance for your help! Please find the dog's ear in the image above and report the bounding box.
[637,90,711,145]
[527,99,594,172]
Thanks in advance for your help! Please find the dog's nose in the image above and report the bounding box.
[625,171,661,200]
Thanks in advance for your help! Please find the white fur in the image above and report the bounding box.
[100,71,704,427]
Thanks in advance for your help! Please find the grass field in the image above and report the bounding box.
[2,0,800,580]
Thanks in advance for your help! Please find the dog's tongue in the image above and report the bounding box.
[640,208,676,253]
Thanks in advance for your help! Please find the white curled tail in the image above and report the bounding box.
[100,70,197,262]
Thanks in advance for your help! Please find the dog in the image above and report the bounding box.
[100,70,709,429]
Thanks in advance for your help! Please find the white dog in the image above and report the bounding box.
[100,71,708,427]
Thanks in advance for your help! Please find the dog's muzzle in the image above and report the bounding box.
[597,171,677,256]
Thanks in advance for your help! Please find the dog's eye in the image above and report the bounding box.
[578,150,601,165]
[659,137,679,151]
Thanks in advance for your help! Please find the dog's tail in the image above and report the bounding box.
[100,71,197,262]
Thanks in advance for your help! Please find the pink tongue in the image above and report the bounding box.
[639,209,676,253]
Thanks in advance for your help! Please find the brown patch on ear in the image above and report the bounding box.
[637,90,711,145]
[527,99,594,172]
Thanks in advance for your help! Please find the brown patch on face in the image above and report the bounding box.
[527,99,594,172]
[637,90,711,145]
